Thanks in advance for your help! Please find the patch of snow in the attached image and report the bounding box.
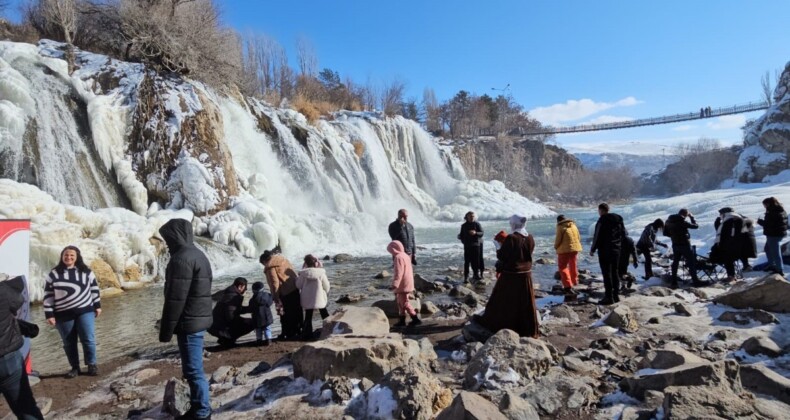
[364,385,397,419]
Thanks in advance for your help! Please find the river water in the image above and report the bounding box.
[30,209,601,374]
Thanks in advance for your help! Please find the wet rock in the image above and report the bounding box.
[321,376,355,403]
[414,274,444,293]
[640,286,674,297]
[535,257,555,265]
[421,301,439,315]
[464,329,554,390]
[333,253,354,263]
[620,360,741,399]
[549,304,580,322]
[648,316,661,324]
[521,367,597,415]
[372,297,421,318]
[436,391,508,420]
[323,255,331,261]
[712,328,738,341]
[374,270,390,279]
[449,285,474,298]
[162,378,191,417]
[718,309,779,325]
[499,391,540,420]
[713,273,790,312]
[320,306,390,338]
[672,302,694,316]
[603,304,639,332]
[375,365,453,420]
[253,376,292,403]
[740,364,790,405]
[336,293,365,304]
[463,293,479,307]
[740,336,783,357]
[293,335,436,382]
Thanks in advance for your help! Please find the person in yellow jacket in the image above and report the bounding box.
[554,215,583,300]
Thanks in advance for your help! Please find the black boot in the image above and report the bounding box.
[408,314,422,327]
[394,316,407,327]
[65,368,80,379]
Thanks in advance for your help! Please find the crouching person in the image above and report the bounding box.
[208,277,254,347]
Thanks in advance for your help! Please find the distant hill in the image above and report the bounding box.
[573,152,679,176]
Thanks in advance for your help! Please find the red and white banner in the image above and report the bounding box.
[0,219,31,281]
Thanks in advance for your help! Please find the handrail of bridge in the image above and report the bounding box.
[486,100,769,136]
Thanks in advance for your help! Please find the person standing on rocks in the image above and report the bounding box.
[665,208,706,288]
[388,209,417,265]
[208,277,254,347]
[479,214,539,338]
[590,203,626,304]
[296,254,331,339]
[250,281,274,346]
[714,207,745,282]
[554,215,582,300]
[0,275,44,419]
[44,245,101,378]
[458,211,484,282]
[636,219,667,279]
[260,250,303,340]
[158,218,213,420]
[387,240,422,328]
[758,196,788,276]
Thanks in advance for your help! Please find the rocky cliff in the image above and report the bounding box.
[734,61,790,182]
[452,138,584,201]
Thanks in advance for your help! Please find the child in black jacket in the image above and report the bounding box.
[250,282,274,346]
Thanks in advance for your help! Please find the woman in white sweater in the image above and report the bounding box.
[296,255,331,338]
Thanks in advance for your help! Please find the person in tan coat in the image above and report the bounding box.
[554,215,583,300]
[259,250,302,340]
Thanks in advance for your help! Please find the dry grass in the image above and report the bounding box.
[352,141,365,158]
[292,95,338,124]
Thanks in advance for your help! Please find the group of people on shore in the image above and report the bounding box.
[1,199,787,419]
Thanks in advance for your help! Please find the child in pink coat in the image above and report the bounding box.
[387,240,421,327]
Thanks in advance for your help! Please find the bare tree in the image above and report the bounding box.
[295,35,317,77]
[380,78,406,116]
[33,0,78,72]
[422,87,441,133]
[762,70,773,105]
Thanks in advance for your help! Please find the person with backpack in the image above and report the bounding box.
[758,197,789,276]
[590,203,626,305]
[713,208,744,283]
[664,209,707,288]
[636,219,667,279]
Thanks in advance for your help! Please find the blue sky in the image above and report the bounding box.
[8,0,788,154]
[218,0,789,154]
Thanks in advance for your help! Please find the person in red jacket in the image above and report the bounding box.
[387,240,421,327]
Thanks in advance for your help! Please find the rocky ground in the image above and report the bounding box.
[3,261,790,419]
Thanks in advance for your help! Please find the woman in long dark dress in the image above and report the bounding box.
[479,214,540,338]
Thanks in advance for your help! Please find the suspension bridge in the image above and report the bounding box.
[492,100,769,136]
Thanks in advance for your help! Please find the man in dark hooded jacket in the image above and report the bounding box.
[159,218,212,420]
[208,277,254,347]
[590,203,626,305]
[664,209,706,288]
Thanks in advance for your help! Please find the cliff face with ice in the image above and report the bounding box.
[734,61,790,183]
[0,40,552,300]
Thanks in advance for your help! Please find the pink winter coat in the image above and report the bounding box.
[387,240,414,293]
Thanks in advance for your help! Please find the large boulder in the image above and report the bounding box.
[621,360,741,399]
[740,364,790,405]
[414,274,445,293]
[740,336,783,357]
[162,378,191,417]
[603,304,639,332]
[662,384,756,419]
[436,391,508,420]
[718,309,779,325]
[713,274,790,313]
[90,258,121,289]
[373,297,421,318]
[373,365,453,420]
[520,367,597,415]
[498,391,540,420]
[292,335,436,382]
[319,307,390,339]
[638,343,707,370]
[463,329,554,390]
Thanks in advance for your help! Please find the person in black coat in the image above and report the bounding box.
[619,235,639,290]
[250,282,274,346]
[636,219,667,279]
[664,209,705,288]
[713,208,743,281]
[0,276,43,419]
[758,196,789,275]
[590,203,626,305]
[208,277,254,347]
[458,211,484,281]
[158,218,213,420]
[388,209,416,264]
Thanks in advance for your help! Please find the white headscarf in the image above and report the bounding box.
[509,214,528,236]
